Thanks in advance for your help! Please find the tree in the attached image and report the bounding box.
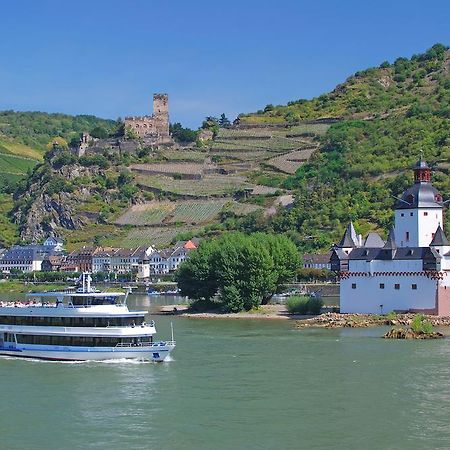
[176,232,300,312]
[46,136,68,151]
[169,122,198,143]
[218,113,231,128]
[176,240,219,301]
[90,126,108,139]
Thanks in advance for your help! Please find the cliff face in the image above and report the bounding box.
[12,161,112,241]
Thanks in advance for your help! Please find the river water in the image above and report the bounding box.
[2,295,450,449]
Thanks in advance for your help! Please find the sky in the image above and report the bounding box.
[0,0,449,128]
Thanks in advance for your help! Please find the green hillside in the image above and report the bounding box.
[234,44,450,251]
[2,44,449,251]
[0,111,116,151]
[241,43,449,124]
[0,111,117,246]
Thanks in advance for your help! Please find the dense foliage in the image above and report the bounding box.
[226,45,450,252]
[169,123,198,143]
[241,44,449,123]
[176,232,300,312]
[0,111,116,151]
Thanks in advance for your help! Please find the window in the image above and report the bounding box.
[395,284,400,290]
[406,232,409,241]
[412,284,417,290]
[379,283,385,289]
[351,283,356,289]
[410,212,413,217]
[424,212,428,216]
[401,213,404,217]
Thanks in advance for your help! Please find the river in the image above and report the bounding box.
[1,294,450,449]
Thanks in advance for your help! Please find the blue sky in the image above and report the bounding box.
[0,0,449,128]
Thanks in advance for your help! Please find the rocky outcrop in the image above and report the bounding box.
[383,328,444,339]
[297,312,450,329]
[13,163,108,241]
[15,192,83,241]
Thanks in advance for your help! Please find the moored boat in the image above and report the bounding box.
[0,274,175,362]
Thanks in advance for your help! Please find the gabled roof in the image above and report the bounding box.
[363,232,385,248]
[337,222,359,248]
[303,252,332,264]
[430,225,449,246]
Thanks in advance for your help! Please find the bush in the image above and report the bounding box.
[286,295,309,314]
[411,314,433,334]
[286,295,324,315]
[307,297,324,315]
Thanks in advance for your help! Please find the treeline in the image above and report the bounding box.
[0,111,116,151]
[241,44,449,123]
[176,232,300,312]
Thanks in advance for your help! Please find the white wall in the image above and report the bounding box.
[395,208,442,247]
[340,274,438,314]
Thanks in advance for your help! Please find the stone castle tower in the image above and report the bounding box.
[124,93,171,143]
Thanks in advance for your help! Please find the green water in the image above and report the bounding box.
[2,295,450,450]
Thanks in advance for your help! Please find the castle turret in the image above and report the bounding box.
[430,225,450,255]
[394,158,443,247]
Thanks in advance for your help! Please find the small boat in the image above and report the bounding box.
[147,289,161,296]
[0,273,175,362]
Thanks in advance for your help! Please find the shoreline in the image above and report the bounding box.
[156,304,310,320]
[157,305,450,327]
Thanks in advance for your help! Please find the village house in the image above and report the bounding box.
[302,252,332,270]
[61,247,95,272]
[42,236,64,253]
[332,159,450,316]
[41,254,65,272]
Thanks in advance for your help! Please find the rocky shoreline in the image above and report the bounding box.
[296,312,450,329]
[383,328,444,339]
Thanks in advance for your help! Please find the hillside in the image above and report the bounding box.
[235,44,450,251]
[2,43,449,251]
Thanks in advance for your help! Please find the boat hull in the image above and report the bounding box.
[0,343,175,362]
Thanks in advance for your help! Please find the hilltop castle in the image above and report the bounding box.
[332,159,450,316]
[125,93,171,144]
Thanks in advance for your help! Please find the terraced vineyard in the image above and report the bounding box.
[115,226,204,247]
[131,162,211,177]
[115,199,263,227]
[266,148,316,174]
[115,203,175,226]
[136,174,252,197]
[160,149,207,162]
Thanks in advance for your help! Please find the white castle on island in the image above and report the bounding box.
[331,158,450,316]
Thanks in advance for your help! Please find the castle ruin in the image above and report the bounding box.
[125,93,171,144]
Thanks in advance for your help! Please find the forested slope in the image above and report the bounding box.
[234,44,450,251]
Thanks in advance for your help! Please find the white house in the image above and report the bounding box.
[42,236,64,253]
[332,159,450,316]
[0,246,44,273]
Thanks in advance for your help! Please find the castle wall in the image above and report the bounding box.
[340,272,438,314]
[124,93,170,144]
[436,285,450,316]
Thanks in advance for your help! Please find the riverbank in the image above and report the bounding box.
[296,312,450,328]
[157,305,450,327]
[157,304,309,320]
[0,280,67,294]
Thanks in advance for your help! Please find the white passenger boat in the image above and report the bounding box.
[0,274,175,362]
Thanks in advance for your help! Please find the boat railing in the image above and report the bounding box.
[114,340,175,348]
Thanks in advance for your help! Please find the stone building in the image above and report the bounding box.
[125,93,171,144]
